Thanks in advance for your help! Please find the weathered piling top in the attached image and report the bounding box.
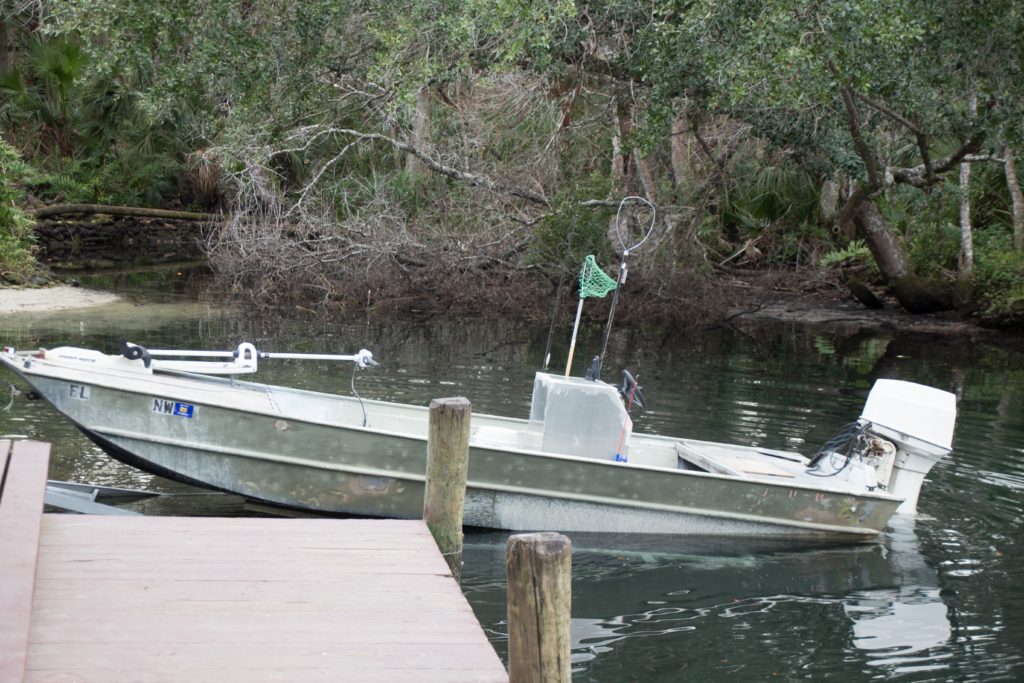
[0,440,507,683]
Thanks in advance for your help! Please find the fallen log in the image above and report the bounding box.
[32,204,219,221]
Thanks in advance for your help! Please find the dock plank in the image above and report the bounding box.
[0,441,51,683]
[25,515,506,682]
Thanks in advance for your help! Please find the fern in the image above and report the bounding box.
[819,240,872,269]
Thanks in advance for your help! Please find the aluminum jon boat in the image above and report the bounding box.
[0,341,956,538]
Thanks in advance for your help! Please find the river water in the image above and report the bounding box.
[1,271,1022,681]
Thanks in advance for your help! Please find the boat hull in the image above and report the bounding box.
[3,354,900,538]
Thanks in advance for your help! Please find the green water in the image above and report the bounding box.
[1,273,1022,681]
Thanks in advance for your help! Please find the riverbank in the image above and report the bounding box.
[0,286,120,314]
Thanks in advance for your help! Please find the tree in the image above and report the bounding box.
[38,0,1024,319]
[622,0,1020,312]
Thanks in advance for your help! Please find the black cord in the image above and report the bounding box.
[542,231,575,371]
[806,421,868,477]
[351,363,368,427]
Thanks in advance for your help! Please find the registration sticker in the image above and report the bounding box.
[153,398,195,418]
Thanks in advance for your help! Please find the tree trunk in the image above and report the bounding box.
[406,86,431,177]
[611,103,631,194]
[670,109,692,192]
[0,19,10,73]
[853,199,950,314]
[819,179,840,226]
[958,92,977,275]
[1004,146,1024,252]
[611,127,624,191]
[958,154,973,273]
[632,149,657,206]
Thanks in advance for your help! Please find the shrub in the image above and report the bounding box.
[974,233,1024,328]
[0,139,42,284]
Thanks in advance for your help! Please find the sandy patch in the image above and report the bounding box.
[0,286,120,314]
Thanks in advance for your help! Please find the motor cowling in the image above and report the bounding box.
[860,379,956,514]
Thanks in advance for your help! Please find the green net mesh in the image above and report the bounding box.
[578,255,618,298]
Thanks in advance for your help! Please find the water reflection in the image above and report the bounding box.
[847,587,950,663]
[844,519,951,671]
[461,516,957,679]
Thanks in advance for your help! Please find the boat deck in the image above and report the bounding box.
[0,440,507,683]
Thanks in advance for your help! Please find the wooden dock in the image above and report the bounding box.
[1,440,507,682]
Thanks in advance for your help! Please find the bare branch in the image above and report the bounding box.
[853,92,922,134]
[964,154,1006,164]
[888,134,985,188]
[290,126,551,206]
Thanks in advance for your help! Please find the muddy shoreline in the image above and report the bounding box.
[725,294,993,338]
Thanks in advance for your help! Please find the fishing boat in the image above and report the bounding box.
[0,339,956,538]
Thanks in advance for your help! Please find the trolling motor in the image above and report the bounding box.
[119,337,153,369]
[618,369,646,413]
[584,356,647,418]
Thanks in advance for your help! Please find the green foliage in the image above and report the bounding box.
[0,141,41,284]
[1,30,190,206]
[907,220,961,279]
[0,35,89,155]
[529,175,616,275]
[973,233,1024,326]
[819,240,872,269]
[720,159,821,234]
[664,0,1023,154]
[712,155,827,266]
[368,0,577,104]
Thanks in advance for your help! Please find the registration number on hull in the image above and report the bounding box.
[152,398,195,418]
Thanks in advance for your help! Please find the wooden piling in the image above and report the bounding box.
[423,396,471,581]
[506,532,572,683]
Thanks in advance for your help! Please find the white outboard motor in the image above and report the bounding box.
[860,379,957,514]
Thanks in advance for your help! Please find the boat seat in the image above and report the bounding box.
[675,442,795,478]
[470,423,544,452]
[472,425,521,450]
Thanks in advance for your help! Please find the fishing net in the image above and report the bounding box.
[579,255,617,299]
